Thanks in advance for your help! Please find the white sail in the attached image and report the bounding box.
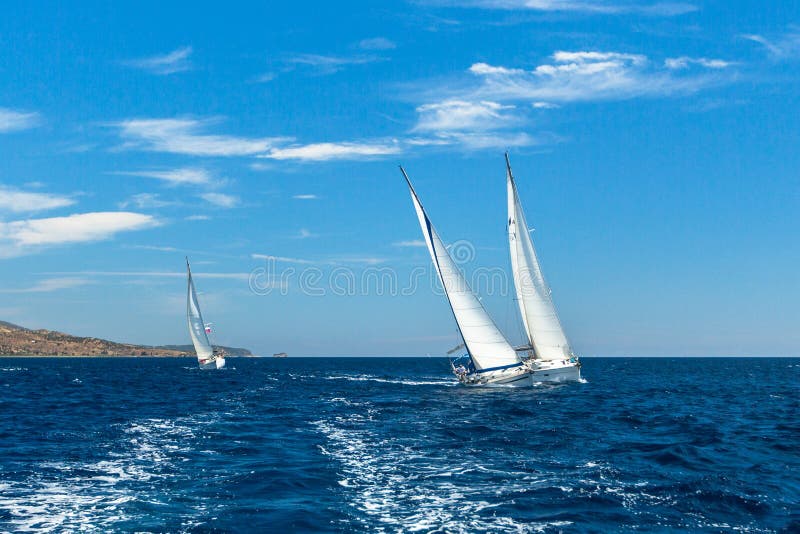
[402,168,520,371]
[506,154,573,362]
[186,260,214,362]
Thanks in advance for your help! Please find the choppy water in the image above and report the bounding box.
[0,357,797,532]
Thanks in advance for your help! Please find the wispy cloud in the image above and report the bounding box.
[0,108,41,133]
[200,192,239,208]
[114,118,287,157]
[392,239,427,247]
[185,214,210,221]
[292,194,319,200]
[262,141,401,161]
[456,50,730,103]
[45,270,251,280]
[0,212,160,257]
[0,277,90,293]
[294,228,317,239]
[286,53,385,74]
[128,244,178,252]
[414,100,519,132]
[252,253,314,264]
[358,37,397,50]
[114,167,214,186]
[124,46,193,75]
[0,186,75,213]
[425,0,697,16]
[664,56,733,70]
[1,278,91,294]
[742,28,800,60]
[118,193,178,210]
[407,49,733,149]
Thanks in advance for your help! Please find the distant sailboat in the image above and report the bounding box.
[186,258,226,370]
[401,166,533,386]
[506,153,581,382]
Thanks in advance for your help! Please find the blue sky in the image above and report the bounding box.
[0,1,798,356]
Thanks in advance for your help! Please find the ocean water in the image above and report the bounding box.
[0,357,797,533]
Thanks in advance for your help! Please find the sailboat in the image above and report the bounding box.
[506,153,581,382]
[186,258,226,370]
[401,166,533,386]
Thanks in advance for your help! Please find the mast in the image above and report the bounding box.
[401,166,520,371]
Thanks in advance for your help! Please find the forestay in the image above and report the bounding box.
[506,154,573,362]
[186,260,214,361]
[402,168,520,371]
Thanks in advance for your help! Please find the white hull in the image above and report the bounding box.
[199,357,225,370]
[456,360,581,386]
[528,360,581,383]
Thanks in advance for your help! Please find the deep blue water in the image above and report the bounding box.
[0,357,798,533]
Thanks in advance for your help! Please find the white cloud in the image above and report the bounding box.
[124,46,193,75]
[414,100,518,132]
[358,37,397,50]
[0,186,75,213]
[665,56,733,70]
[46,270,250,280]
[200,192,239,208]
[287,53,384,74]
[128,244,178,252]
[252,253,315,264]
[428,0,697,16]
[118,193,177,210]
[329,256,387,265]
[292,194,319,200]
[0,212,160,257]
[0,277,90,293]
[115,118,286,156]
[392,239,427,247]
[115,168,214,186]
[0,108,41,133]
[461,50,729,102]
[262,141,401,161]
[185,214,210,221]
[742,29,800,60]
[295,228,317,239]
[532,101,560,108]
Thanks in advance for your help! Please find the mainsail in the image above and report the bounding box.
[186,259,214,361]
[506,154,573,362]
[402,167,520,371]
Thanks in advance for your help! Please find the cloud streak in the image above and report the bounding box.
[742,28,800,60]
[425,0,697,16]
[115,118,286,157]
[0,212,160,257]
[0,278,90,293]
[114,168,214,186]
[0,186,75,213]
[124,46,193,75]
[0,108,40,133]
[262,141,401,161]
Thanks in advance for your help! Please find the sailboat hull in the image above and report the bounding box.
[457,365,533,387]
[529,361,581,383]
[198,357,225,370]
[457,360,581,386]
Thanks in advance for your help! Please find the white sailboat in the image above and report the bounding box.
[401,166,534,386]
[186,258,226,370]
[506,153,581,382]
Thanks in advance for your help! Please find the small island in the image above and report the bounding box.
[0,321,252,357]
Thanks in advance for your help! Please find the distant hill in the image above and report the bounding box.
[0,321,251,357]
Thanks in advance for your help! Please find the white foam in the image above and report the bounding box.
[0,415,218,532]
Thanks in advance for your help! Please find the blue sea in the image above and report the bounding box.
[0,357,797,533]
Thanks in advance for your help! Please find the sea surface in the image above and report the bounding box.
[0,357,797,533]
